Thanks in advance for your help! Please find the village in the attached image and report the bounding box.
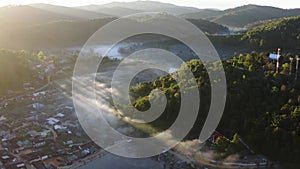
[0,51,275,169]
[0,53,106,169]
[0,84,103,168]
[0,76,201,169]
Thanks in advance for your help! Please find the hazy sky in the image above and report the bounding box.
[0,0,299,9]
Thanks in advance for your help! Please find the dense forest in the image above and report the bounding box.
[0,49,77,95]
[242,16,300,52]
[181,4,300,28]
[206,15,300,57]
[128,51,300,163]
[211,5,300,28]
[0,49,37,93]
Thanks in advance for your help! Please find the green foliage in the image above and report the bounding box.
[130,51,300,163]
[242,16,300,52]
[215,137,230,152]
[0,49,38,94]
[187,19,229,34]
[211,5,300,28]
[231,133,240,144]
[215,133,241,154]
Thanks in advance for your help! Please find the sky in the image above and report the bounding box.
[0,0,299,10]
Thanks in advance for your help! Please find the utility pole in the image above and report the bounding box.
[296,55,299,80]
[290,56,294,77]
[276,48,281,73]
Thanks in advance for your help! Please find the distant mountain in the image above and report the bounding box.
[187,19,229,34]
[29,3,111,19]
[0,5,75,26]
[2,2,299,54]
[241,15,300,52]
[180,9,223,19]
[0,14,229,50]
[102,1,200,15]
[76,5,144,16]
[211,5,300,28]
[0,17,117,49]
[76,1,201,16]
[182,5,300,28]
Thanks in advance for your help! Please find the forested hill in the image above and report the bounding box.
[0,10,229,50]
[241,15,300,53]
[2,3,300,54]
[0,16,116,49]
[182,5,300,28]
[187,19,229,35]
[0,50,37,94]
[212,5,300,28]
[76,1,201,16]
[129,52,300,164]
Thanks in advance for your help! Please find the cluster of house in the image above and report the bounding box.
[0,102,100,168]
[0,148,54,169]
[62,142,100,166]
[0,111,52,168]
[31,61,56,81]
[0,54,84,168]
[31,55,75,84]
[0,85,101,168]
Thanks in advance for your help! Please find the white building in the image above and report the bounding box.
[47,117,59,125]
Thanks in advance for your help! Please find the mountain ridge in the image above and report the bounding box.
[75,0,202,16]
[181,4,300,28]
[29,3,112,19]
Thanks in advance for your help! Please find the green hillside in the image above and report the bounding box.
[212,5,300,28]
[181,5,300,28]
[0,49,37,94]
[180,9,223,19]
[0,12,229,50]
[187,19,229,34]
[129,52,300,163]
[0,17,116,49]
[242,15,300,52]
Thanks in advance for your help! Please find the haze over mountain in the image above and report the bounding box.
[76,5,144,16]
[29,3,112,19]
[76,2,300,28]
[182,4,300,28]
[181,9,223,19]
[0,16,228,49]
[0,5,75,26]
[76,1,201,16]
[0,1,299,54]
[2,1,299,29]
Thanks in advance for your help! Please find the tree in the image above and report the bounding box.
[37,51,45,60]
[231,133,240,144]
[215,137,230,152]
